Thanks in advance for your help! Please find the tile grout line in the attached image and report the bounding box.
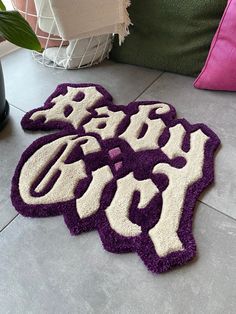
[0,214,19,234]
[8,72,166,114]
[132,71,165,102]
[199,200,236,222]
[1,202,234,236]
[9,103,26,114]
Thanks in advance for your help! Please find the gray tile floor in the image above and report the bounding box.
[0,50,235,314]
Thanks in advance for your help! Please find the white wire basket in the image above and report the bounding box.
[11,0,113,69]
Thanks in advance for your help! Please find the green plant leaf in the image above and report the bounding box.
[0,11,42,51]
[0,0,6,11]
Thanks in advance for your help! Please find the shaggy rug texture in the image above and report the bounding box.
[11,83,220,273]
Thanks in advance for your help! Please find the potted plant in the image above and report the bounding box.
[0,0,41,129]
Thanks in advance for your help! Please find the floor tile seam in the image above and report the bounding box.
[9,103,26,114]
[132,71,165,102]
[0,214,19,234]
[198,200,236,222]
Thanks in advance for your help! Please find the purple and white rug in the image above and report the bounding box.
[11,83,220,273]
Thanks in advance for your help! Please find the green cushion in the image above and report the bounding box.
[111,0,227,76]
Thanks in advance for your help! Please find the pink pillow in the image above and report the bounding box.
[194,0,236,91]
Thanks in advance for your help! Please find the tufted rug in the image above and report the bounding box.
[11,84,220,273]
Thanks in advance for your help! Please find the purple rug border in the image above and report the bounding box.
[12,83,220,274]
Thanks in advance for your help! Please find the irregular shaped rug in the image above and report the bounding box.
[11,84,220,273]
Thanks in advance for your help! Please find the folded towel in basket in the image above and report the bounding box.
[35,0,131,44]
[43,34,112,69]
